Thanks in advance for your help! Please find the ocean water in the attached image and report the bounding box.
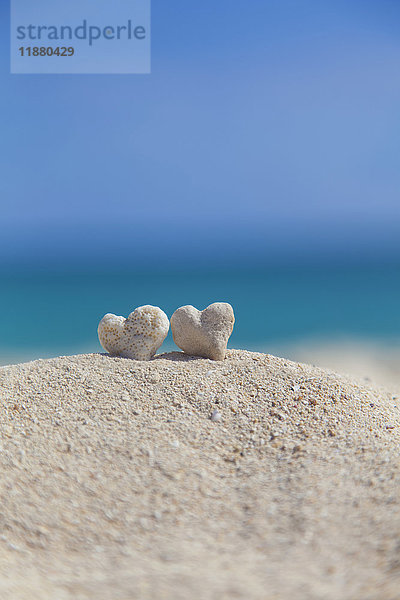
[1,264,400,365]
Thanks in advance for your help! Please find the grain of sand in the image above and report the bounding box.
[1,349,400,599]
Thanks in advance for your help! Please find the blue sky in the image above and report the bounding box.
[1,0,400,264]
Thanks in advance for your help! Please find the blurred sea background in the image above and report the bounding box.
[1,0,400,386]
[1,263,400,386]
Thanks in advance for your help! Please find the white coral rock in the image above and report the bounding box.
[98,305,169,361]
[170,302,235,361]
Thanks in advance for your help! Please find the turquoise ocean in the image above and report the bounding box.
[1,264,400,365]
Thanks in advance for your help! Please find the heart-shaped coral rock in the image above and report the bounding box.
[170,302,235,361]
[98,305,169,361]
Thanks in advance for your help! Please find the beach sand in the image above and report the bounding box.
[285,341,400,391]
[1,349,400,599]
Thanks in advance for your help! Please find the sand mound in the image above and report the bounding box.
[1,350,400,599]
